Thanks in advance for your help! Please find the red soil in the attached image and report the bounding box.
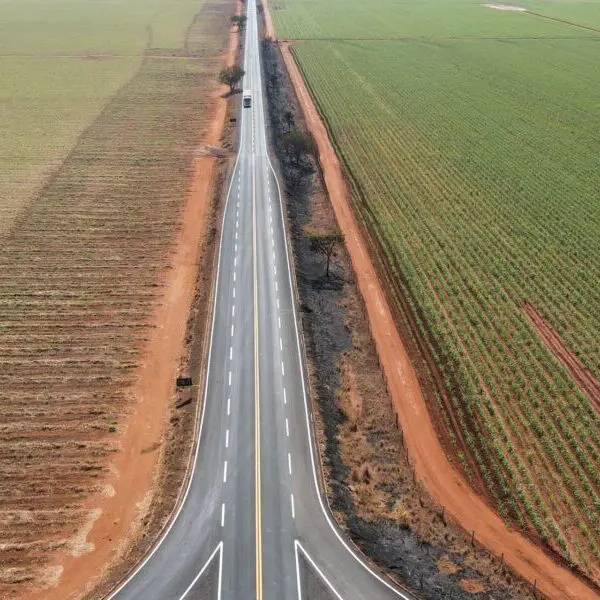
[26,16,240,600]
[523,301,600,414]
[278,38,599,600]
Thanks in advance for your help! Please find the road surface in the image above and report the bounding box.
[108,1,414,598]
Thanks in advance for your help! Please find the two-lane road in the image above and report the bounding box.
[108,1,415,598]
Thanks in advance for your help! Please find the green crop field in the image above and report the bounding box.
[273,0,600,581]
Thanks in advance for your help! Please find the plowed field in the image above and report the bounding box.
[0,0,233,595]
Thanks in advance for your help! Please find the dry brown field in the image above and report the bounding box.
[0,0,233,595]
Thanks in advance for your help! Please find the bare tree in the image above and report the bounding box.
[231,15,248,30]
[307,230,344,277]
[284,110,294,132]
[281,129,315,167]
[218,65,245,92]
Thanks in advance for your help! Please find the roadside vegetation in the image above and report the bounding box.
[0,0,233,595]
[272,0,600,583]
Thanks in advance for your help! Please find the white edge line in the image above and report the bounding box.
[105,46,247,596]
[295,540,344,600]
[295,541,303,600]
[179,541,223,600]
[218,538,223,600]
[258,50,411,598]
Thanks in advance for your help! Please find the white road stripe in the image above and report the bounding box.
[234,257,237,267]
[223,461,228,483]
[233,272,236,283]
[221,503,225,527]
[235,231,238,240]
[280,338,283,351]
[227,398,231,416]
[225,429,229,448]
[291,494,295,519]
[278,317,281,329]
[283,387,287,404]
[231,324,234,337]
[281,361,285,376]
[288,452,292,475]
[232,305,235,317]
[286,418,289,437]
[233,287,236,299]
[274,266,277,276]
[235,243,238,253]
[275,281,278,292]
[277,298,280,309]
[228,371,232,386]
[229,346,233,361]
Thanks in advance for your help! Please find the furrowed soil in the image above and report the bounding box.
[262,39,538,600]
[0,1,237,598]
[261,12,598,600]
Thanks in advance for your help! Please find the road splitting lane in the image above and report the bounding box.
[109,0,414,598]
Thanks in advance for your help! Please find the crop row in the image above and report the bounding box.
[292,36,600,577]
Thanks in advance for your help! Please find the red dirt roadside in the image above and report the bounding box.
[278,39,599,600]
[26,14,240,600]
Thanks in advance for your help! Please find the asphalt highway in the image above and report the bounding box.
[108,1,415,598]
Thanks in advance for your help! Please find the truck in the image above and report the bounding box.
[243,93,252,108]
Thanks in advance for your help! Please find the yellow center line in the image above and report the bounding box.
[252,111,263,600]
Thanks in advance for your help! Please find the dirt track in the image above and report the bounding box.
[524,302,600,414]
[277,39,599,600]
[23,14,239,600]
